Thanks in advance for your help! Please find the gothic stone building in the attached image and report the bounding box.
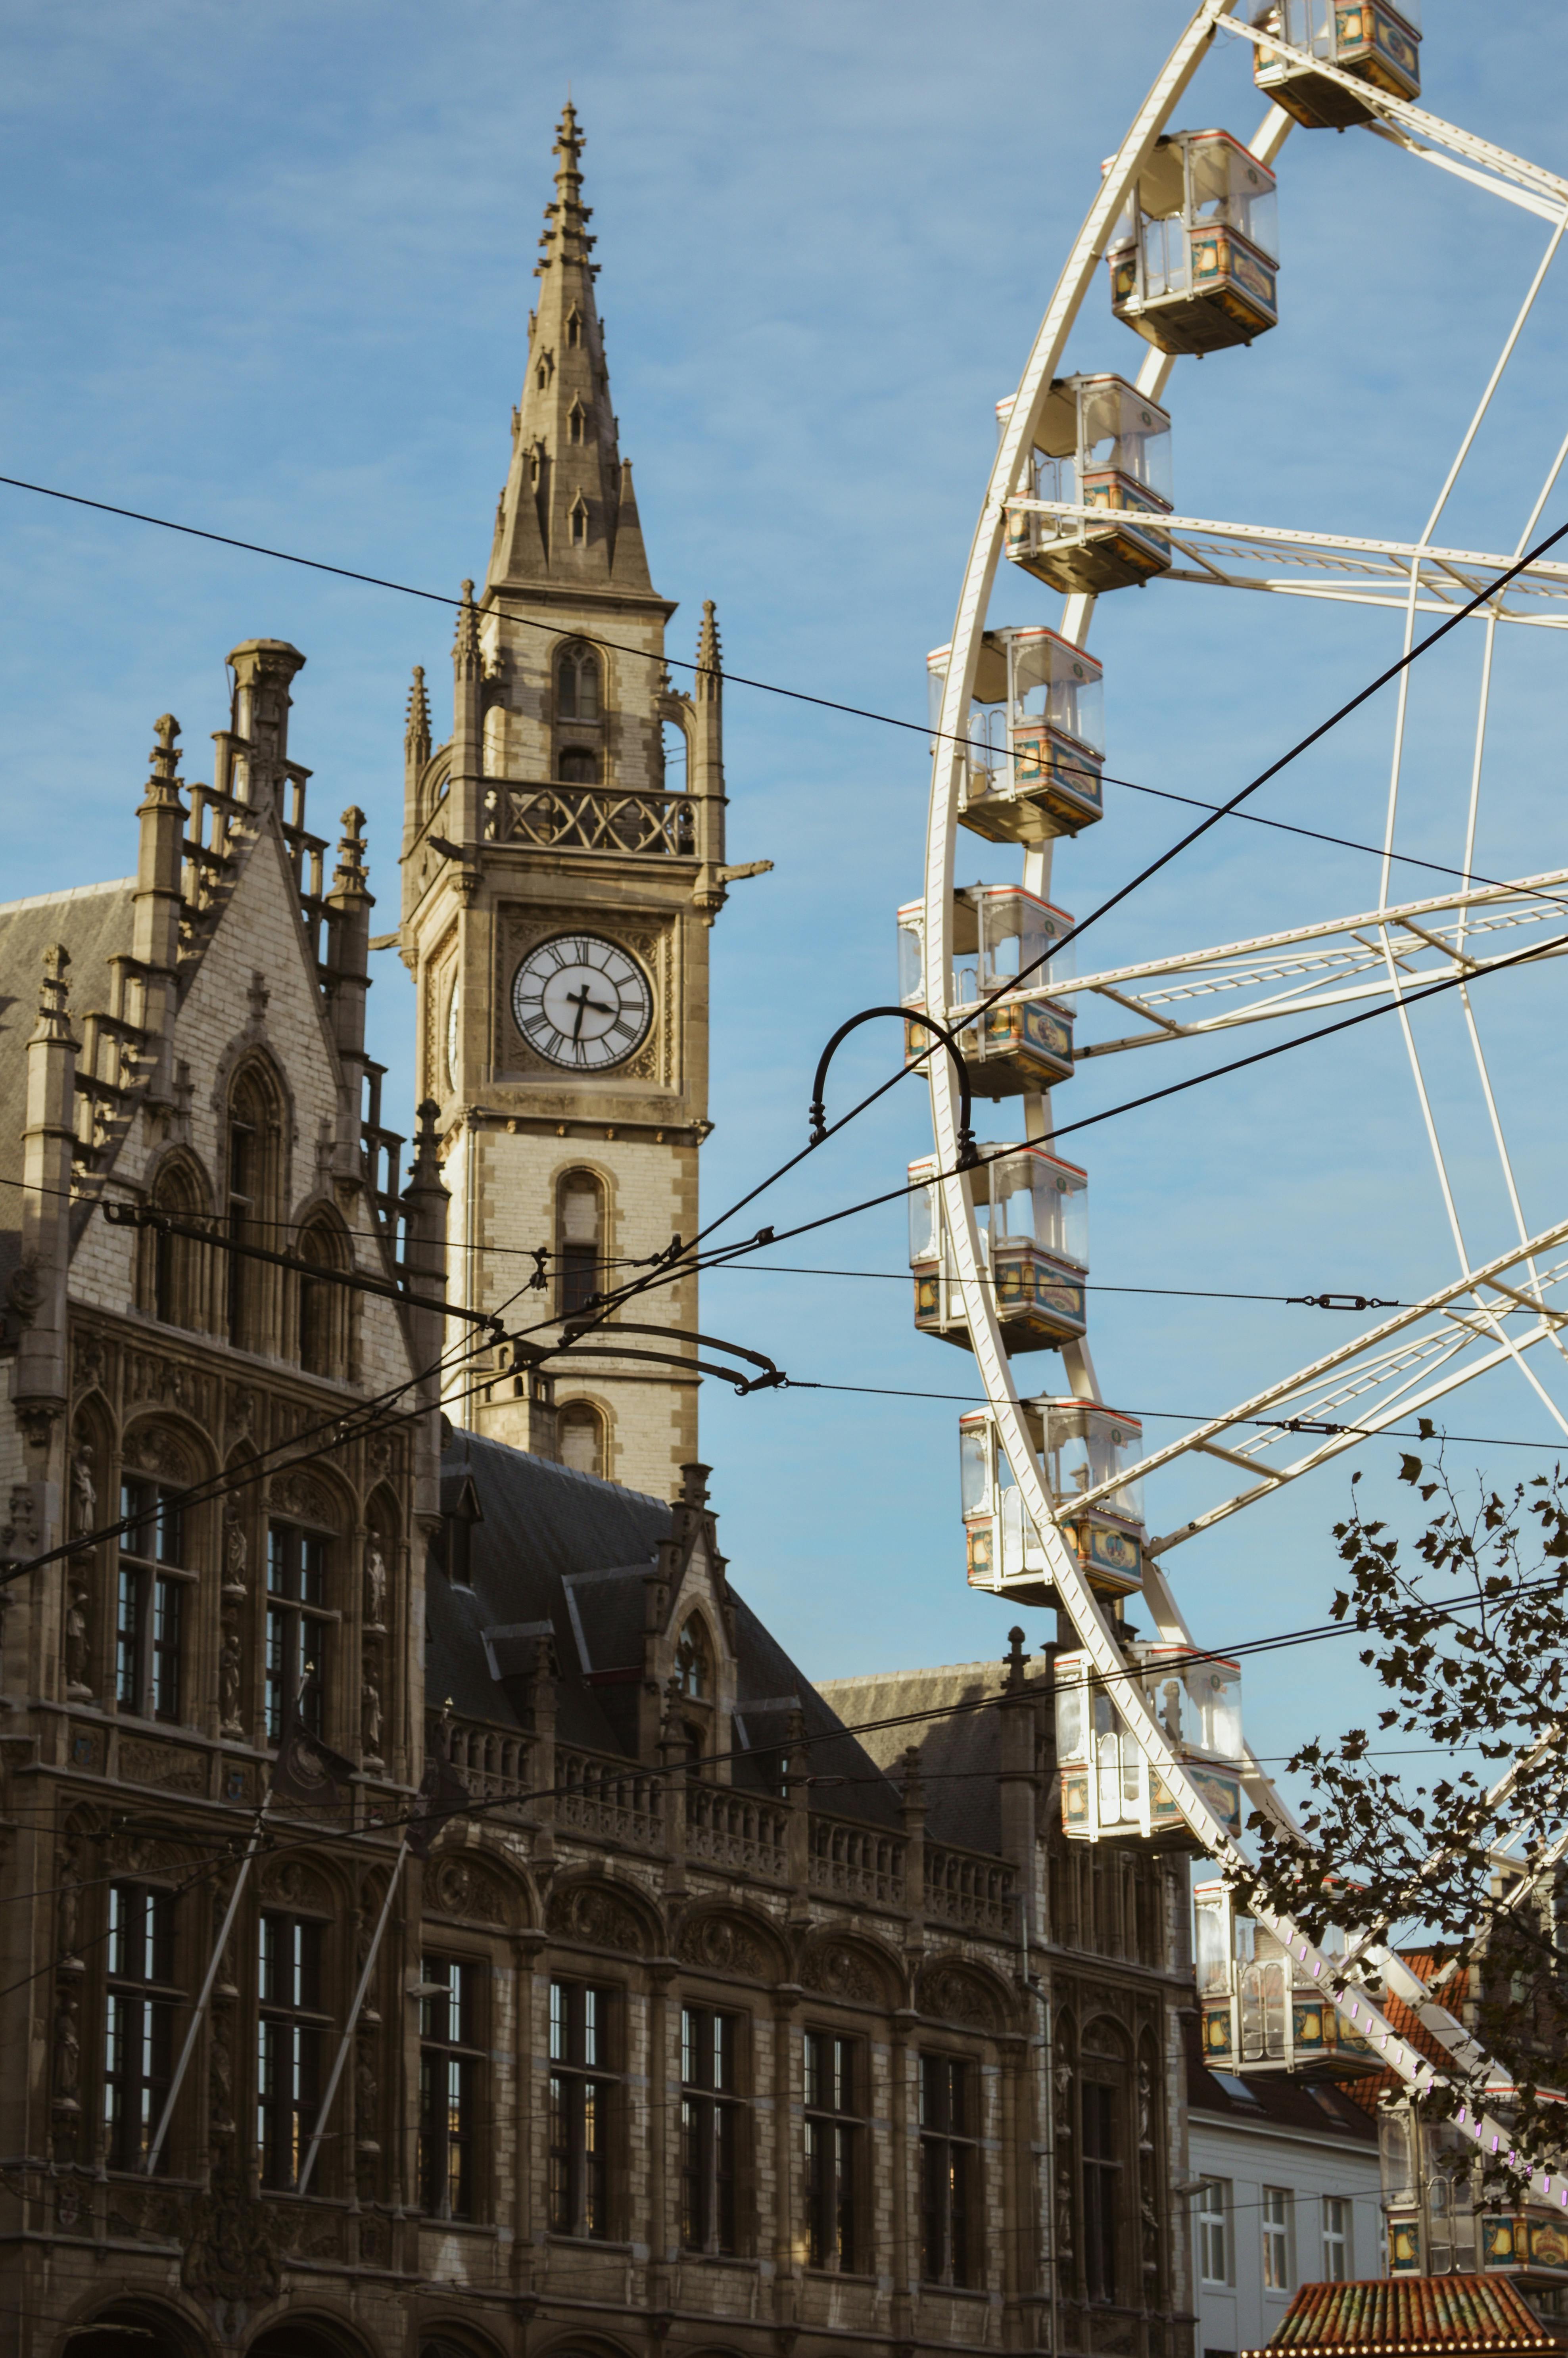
[0,106,1200,2358]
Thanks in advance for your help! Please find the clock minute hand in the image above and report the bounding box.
[566,982,616,1041]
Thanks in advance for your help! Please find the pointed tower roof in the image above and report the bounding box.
[487,106,659,603]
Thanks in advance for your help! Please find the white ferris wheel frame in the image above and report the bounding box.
[922,0,1568,2190]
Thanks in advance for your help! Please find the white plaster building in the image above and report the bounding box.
[1185,2034,1382,2358]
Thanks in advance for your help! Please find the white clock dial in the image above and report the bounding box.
[511,934,653,1070]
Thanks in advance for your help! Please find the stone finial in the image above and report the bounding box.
[409,1098,444,1185]
[32,944,73,1044]
[146,714,182,789]
[900,1742,926,1810]
[405,666,431,765]
[334,806,368,891]
[453,581,481,677]
[1005,1626,1029,1692]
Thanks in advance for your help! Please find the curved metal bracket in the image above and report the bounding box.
[808,1006,979,1168]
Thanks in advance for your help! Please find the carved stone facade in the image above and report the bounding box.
[0,101,1196,2358]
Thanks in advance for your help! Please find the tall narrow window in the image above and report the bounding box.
[557,746,600,784]
[919,2053,974,2286]
[550,1979,618,2239]
[297,1214,349,1379]
[568,399,587,446]
[257,1912,326,2190]
[566,307,583,349]
[682,2004,742,2254]
[677,1615,712,1699]
[1083,2080,1121,2303]
[557,1172,604,1318]
[557,643,601,721]
[103,1884,177,2171]
[569,498,589,547]
[225,1066,278,1351]
[1322,2195,1350,2282]
[557,1401,605,1481]
[1196,2179,1230,2286]
[419,1957,483,2220]
[1262,2186,1292,2292]
[804,2030,861,2271]
[266,1523,330,1739]
[117,1480,187,1723]
[144,1157,206,1330]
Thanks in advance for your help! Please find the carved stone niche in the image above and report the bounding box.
[800,1940,888,2007]
[257,1855,333,1914]
[676,1912,772,1980]
[269,1468,337,1527]
[917,1961,1002,2032]
[425,1853,512,1929]
[545,1879,647,1956]
[125,1420,196,1485]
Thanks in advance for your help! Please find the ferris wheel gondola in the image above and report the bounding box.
[916,0,1568,2212]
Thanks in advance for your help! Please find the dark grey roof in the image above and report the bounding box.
[0,879,136,1285]
[428,1431,903,1823]
[813,1660,1008,1853]
[1184,2015,1378,2143]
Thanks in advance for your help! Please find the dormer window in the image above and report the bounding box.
[536,351,554,392]
[566,307,584,349]
[568,399,587,447]
[569,495,589,547]
[677,1615,712,1699]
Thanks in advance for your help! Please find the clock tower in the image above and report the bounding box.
[400,105,756,1498]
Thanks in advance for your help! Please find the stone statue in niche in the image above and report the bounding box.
[361,1672,383,1767]
[219,1622,243,1737]
[58,1828,83,1963]
[64,1575,91,1700]
[70,1447,95,1533]
[365,1539,387,1630]
[224,1511,248,1596]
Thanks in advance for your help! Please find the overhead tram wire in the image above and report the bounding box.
[0,471,1564,917]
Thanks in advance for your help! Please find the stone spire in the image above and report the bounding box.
[487,104,654,596]
[405,665,431,769]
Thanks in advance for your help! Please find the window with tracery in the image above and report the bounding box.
[677,1614,712,1699]
[225,1063,281,1352]
[556,1170,604,1316]
[141,1155,209,1331]
[557,643,601,721]
[297,1211,351,1380]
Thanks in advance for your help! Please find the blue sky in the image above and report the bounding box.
[6,2,1568,1792]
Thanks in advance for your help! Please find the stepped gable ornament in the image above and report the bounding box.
[547,1879,647,1955]
[802,1940,883,2005]
[677,1911,770,1979]
[919,1960,1002,2031]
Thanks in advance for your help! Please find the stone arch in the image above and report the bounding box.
[418,748,453,832]
[546,1868,662,1959]
[917,1954,1013,2034]
[291,1195,355,1379]
[60,2294,213,2358]
[797,1930,904,2011]
[533,2335,638,2358]
[418,2325,511,2358]
[422,1840,531,1934]
[246,2311,378,2358]
[675,1901,789,1985]
[140,1144,214,1330]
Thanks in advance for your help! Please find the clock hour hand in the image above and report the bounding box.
[566,981,617,1041]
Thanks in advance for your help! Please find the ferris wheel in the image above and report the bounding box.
[915,0,1568,2189]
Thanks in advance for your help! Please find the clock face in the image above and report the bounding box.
[511,934,653,1070]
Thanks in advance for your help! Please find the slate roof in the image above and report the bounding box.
[1246,2274,1563,2355]
[813,1659,1010,1854]
[0,877,136,1286]
[1184,2012,1378,2146]
[428,1431,904,1823]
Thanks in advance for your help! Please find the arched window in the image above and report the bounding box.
[568,399,587,446]
[297,1211,352,1380]
[677,1614,712,1699]
[565,307,584,349]
[140,1153,209,1332]
[557,1401,605,1480]
[225,1062,282,1352]
[557,643,601,721]
[556,1169,605,1318]
[569,497,589,547]
[558,747,600,785]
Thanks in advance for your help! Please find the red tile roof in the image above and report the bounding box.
[1245,2274,1562,2356]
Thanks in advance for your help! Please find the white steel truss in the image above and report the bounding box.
[1003,501,1568,625]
